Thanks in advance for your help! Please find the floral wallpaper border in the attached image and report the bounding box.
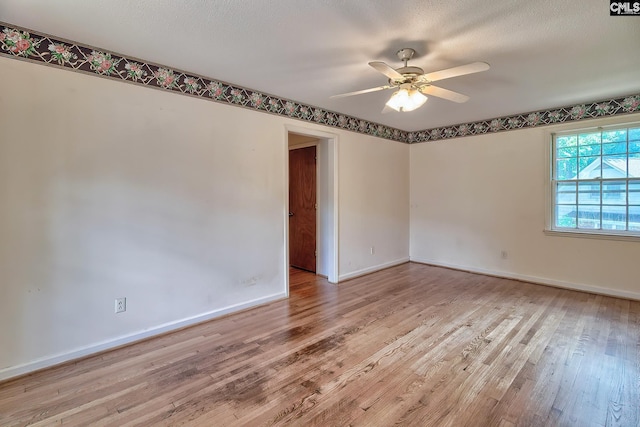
[0,23,405,142]
[406,94,640,143]
[1,22,639,144]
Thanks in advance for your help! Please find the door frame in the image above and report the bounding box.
[284,125,339,288]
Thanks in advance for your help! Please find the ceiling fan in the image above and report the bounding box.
[331,48,490,112]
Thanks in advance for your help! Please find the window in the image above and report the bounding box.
[552,122,640,236]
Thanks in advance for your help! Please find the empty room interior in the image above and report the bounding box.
[1,1,640,426]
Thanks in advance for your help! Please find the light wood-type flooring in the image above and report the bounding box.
[1,263,639,426]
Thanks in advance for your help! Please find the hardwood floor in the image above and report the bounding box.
[1,263,639,426]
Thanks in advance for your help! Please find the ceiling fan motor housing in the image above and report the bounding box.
[389,66,425,86]
[391,48,424,85]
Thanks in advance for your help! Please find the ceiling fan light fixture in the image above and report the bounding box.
[386,86,427,112]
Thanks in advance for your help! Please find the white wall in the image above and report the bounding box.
[0,56,410,379]
[410,113,640,300]
[339,136,410,280]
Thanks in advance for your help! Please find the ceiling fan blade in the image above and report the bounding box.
[369,61,404,81]
[420,62,490,83]
[330,85,392,98]
[419,85,470,103]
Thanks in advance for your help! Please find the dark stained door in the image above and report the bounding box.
[289,146,316,272]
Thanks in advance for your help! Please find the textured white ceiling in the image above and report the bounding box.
[1,0,639,131]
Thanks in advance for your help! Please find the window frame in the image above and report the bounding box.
[547,120,640,241]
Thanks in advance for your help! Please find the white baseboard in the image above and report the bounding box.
[410,257,640,301]
[339,257,409,282]
[0,292,287,382]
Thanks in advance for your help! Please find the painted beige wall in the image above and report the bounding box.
[410,113,640,299]
[0,56,410,378]
[339,136,410,280]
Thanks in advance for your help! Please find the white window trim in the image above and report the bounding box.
[544,114,640,242]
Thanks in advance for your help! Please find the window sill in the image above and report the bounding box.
[544,228,640,242]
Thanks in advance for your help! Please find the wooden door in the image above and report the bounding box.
[289,146,316,272]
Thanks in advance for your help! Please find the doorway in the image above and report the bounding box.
[285,126,338,286]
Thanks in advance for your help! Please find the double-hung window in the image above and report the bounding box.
[551,122,640,236]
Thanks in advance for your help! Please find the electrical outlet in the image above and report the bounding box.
[370,246,375,255]
[115,297,126,313]
[501,250,508,260]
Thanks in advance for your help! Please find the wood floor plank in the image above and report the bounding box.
[1,262,639,426]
